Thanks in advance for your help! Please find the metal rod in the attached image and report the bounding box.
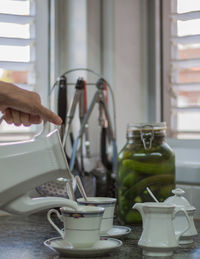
[65,83,96,86]
[50,68,116,138]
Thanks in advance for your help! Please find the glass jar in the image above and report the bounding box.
[117,122,175,225]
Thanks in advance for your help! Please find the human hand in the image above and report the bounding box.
[0,81,62,126]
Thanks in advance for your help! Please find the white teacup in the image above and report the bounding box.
[47,205,104,248]
[77,197,116,234]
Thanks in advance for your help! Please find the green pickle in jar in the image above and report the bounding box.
[117,122,175,225]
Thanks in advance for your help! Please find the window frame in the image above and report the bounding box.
[162,0,174,136]
[34,0,49,109]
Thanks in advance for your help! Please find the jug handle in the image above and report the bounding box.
[0,115,50,137]
[0,116,61,138]
[34,120,61,138]
[35,120,49,137]
[173,208,191,241]
[0,116,50,137]
[0,116,49,134]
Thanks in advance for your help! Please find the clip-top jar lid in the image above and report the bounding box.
[127,122,167,149]
[127,122,166,132]
[164,188,195,211]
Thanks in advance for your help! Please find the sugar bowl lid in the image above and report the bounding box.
[164,188,195,211]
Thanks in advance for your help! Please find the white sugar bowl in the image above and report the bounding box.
[164,188,197,244]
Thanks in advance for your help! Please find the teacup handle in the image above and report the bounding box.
[47,209,64,239]
[173,208,191,241]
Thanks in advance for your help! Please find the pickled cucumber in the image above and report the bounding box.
[158,184,174,199]
[122,172,139,187]
[134,196,142,203]
[119,150,133,160]
[124,174,174,200]
[125,210,141,224]
[122,159,174,175]
[118,166,131,181]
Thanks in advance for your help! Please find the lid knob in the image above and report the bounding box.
[172,188,185,196]
[165,188,196,211]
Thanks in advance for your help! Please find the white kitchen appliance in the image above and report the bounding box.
[0,120,77,215]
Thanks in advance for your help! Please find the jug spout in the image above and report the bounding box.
[133,203,145,221]
[2,193,78,215]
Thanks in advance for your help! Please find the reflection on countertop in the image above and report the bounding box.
[0,212,200,259]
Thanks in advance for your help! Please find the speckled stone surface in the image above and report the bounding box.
[0,212,200,259]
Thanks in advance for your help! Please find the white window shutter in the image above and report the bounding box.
[0,0,49,140]
[165,0,200,139]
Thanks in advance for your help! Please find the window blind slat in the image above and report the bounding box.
[0,61,34,71]
[172,58,200,69]
[0,37,34,46]
[7,0,28,1]
[0,13,34,24]
[171,34,200,44]
[172,106,200,112]
[172,83,200,91]
[172,11,200,21]
[171,130,200,135]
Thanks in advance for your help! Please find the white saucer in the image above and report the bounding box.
[101,225,131,238]
[44,237,122,257]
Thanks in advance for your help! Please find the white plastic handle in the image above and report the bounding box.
[47,209,64,238]
[173,208,191,241]
[34,120,59,138]
[0,116,49,134]
[35,120,49,137]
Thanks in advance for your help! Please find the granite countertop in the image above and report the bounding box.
[0,212,200,259]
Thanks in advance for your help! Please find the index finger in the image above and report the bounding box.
[38,105,62,125]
